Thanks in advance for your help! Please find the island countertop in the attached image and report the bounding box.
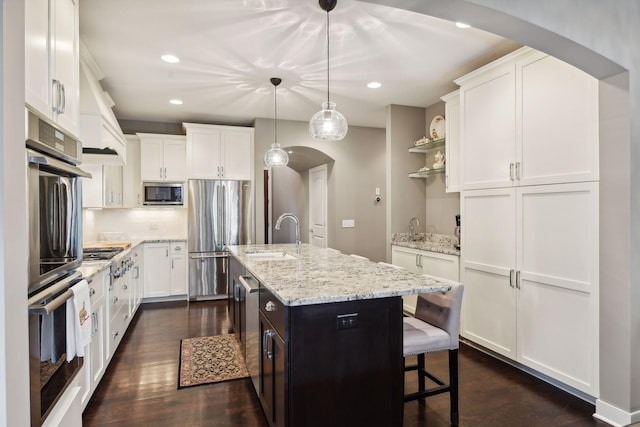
[226,243,455,307]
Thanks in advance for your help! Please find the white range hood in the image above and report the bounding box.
[79,42,127,165]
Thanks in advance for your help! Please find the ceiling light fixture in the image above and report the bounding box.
[367,81,382,89]
[455,22,471,29]
[309,0,348,141]
[264,77,289,167]
[161,54,180,63]
[169,99,183,105]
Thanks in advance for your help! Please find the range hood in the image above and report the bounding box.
[79,42,127,165]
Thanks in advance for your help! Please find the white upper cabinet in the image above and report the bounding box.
[137,134,186,182]
[456,47,598,190]
[184,123,254,181]
[516,51,599,186]
[441,90,461,193]
[26,0,80,137]
[458,62,516,190]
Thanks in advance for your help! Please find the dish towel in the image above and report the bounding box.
[66,279,92,361]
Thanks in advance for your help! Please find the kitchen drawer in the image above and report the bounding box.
[259,285,286,338]
[109,284,126,323]
[109,304,127,351]
[87,272,106,303]
[171,241,186,255]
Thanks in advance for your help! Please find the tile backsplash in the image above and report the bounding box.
[83,208,187,243]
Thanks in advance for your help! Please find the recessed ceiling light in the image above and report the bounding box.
[455,22,471,29]
[161,54,180,63]
[367,81,382,89]
[169,99,183,105]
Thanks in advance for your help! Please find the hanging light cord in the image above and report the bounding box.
[274,83,278,145]
[326,9,330,103]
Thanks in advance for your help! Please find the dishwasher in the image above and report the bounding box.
[238,274,260,394]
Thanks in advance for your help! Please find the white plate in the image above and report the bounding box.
[430,115,445,140]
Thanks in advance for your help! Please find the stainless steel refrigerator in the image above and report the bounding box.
[188,179,252,300]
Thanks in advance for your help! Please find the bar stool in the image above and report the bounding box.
[403,282,464,425]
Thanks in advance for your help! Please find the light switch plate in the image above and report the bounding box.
[342,219,355,228]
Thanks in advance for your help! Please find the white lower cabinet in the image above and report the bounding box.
[391,245,459,313]
[170,242,187,296]
[143,241,187,299]
[42,386,82,427]
[460,182,599,396]
[76,267,108,410]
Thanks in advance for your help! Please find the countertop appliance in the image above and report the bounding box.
[83,247,124,261]
[187,179,252,300]
[26,109,91,426]
[143,182,183,205]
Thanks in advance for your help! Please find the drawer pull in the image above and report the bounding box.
[112,296,118,304]
[123,284,128,290]
[113,331,119,340]
[89,288,96,297]
[265,301,277,312]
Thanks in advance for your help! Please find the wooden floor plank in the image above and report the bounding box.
[84,300,606,427]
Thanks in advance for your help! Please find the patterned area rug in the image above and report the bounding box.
[178,334,249,389]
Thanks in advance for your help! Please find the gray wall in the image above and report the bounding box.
[386,105,426,260]
[254,118,387,262]
[271,166,307,244]
[424,101,460,234]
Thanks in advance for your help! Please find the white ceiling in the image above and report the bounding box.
[79,0,520,129]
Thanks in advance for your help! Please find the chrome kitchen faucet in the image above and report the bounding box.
[275,213,301,253]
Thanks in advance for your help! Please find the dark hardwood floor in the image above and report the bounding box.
[84,300,607,427]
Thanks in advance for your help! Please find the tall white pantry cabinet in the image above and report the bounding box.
[456,47,599,397]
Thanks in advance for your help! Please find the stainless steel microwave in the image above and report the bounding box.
[143,182,184,205]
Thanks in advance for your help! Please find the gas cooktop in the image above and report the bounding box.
[83,247,124,261]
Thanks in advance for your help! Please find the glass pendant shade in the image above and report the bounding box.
[310,0,348,141]
[264,143,289,167]
[309,101,348,141]
[264,77,288,167]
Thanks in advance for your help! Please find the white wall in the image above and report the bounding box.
[83,208,188,243]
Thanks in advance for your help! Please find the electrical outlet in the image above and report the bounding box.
[342,219,355,228]
[336,313,358,330]
[150,223,159,230]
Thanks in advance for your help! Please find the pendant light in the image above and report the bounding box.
[264,77,289,167]
[309,0,348,141]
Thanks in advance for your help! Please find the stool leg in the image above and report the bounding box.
[417,353,426,395]
[449,349,459,425]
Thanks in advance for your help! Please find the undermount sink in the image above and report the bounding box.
[245,251,297,261]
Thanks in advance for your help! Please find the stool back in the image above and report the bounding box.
[414,282,464,349]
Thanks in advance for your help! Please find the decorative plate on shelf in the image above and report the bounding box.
[430,115,445,140]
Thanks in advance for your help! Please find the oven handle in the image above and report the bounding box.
[27,149,92,178]
[28,271,83,315]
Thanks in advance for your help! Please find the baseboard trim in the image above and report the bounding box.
[594,399,640,427]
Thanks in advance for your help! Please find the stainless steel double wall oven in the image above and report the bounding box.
[26,109,91,426]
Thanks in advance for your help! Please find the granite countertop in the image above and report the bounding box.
[391,233,460,256]
[227,244,455,307]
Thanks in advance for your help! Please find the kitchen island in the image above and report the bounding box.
[227,244,455,427]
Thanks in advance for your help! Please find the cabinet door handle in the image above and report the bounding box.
[113,331,119,340]
[91,312,98,337]
[123,284,128,290]
[164,167,167,179]
[51,79,61,113]
[171,259,174,269]
[415,254,419,268]
[59,83,66,114]
[509,163,515,181]
[263,330,275,360]
[516,162,521,180]
[112,296,118,304]
[166,248,169,257]
[221,166,224,177]
[265,301,277,312]
[516,270,521,289]
[89,287,96,297]
[509,269,515,288]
